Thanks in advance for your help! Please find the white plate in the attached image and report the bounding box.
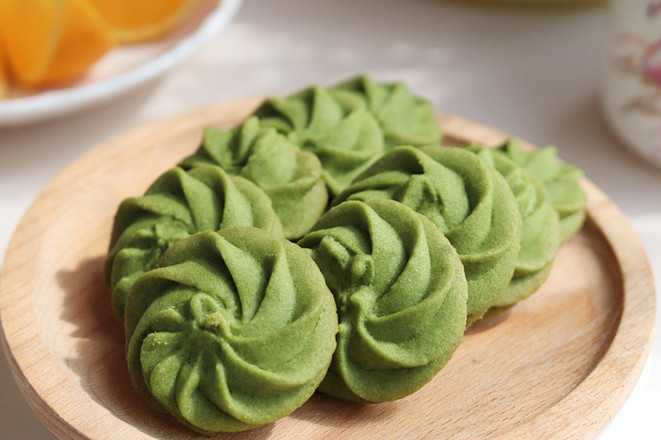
[0,0,242,127]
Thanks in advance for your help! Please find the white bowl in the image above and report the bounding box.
[0,0,242,127]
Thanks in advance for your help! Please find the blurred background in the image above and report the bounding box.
[0,0,659,438]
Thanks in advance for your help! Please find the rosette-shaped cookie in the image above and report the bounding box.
[329,75,443,148]
[465,145,561,310]
[497,139,586,243]
[251,83,385,195]
[125,228,338,433]
[298,200,467,403]
[105,165,283,319]
[180,116,328,239]
[332,146,522,324]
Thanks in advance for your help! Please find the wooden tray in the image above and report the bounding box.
[0,99,655,440]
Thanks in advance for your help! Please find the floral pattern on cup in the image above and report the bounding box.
[603,1,661,167]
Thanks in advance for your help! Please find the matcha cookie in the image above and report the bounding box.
[180,116,327,239]
[105,165,283,319]
[299,199,467,403]
[465,144,561,312]
[125,228,338,433]
[252,84,384,195]
[333,146,522,324]
[497,139,586,242]
[329,75,442,148]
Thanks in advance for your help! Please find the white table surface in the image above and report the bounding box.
[1,0,659,438]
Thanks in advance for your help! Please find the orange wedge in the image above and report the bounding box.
[39,0,115,85]
[0,0,114,87]
[86,0,202,44]
[0,0,61,86]
[0,42,9,98]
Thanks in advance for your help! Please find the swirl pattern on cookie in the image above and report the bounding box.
[466,145,561,311]
[180,116,327,239]
[333,146,522,324]
[125,228,338,433]
[105,165,283,319]
[298,199,467,403]
[252,84,385,195]
[497,139,586,242]
[329,75,442,148]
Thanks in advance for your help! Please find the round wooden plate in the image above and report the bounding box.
[0,99,655,440]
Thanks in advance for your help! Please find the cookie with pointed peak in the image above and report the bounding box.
[465,144,561,312]
[299,199,467,403]
[329,75,442,148]
[333,146,521,324]
[105,164,283,319]
[180,116,327,239]
[497,139,586,243]
[125,227,338,433]
[253,84,384,195]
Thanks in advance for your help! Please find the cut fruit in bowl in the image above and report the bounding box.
[0,0,116,87]
[0,0,61,86]
[0,0,243,126]
[38,0,116,86]
[86,0,203,44]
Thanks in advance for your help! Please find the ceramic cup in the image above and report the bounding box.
[602,0,661,167]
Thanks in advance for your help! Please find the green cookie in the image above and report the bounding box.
[105,165,283,319]
[334,146,522,324]
[497,139,586,243]
[465,144,561,311]
[125,228,338,434]
[252,84,385,195]
[329,75,442,148]
[299,199,467,403]
[180,116,328,239]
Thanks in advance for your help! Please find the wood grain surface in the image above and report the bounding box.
[0,99,655,440]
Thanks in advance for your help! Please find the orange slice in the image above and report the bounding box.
[38,0,115,85]
[0,0,61,86]
[0,42,9,98]
[0,0,114,87]
[86,0,202,44]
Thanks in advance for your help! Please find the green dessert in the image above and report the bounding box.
[125,227,338,433]
[250,76,442,196]
[496,139,587,242]
[180,116,328,239]
[102,76,594,431]
[298,200,467,403]
[333,146,522,324]
[328,75,442,148]
[465,144,561,311]
[252,84,385,195]
[105,165,283,319]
